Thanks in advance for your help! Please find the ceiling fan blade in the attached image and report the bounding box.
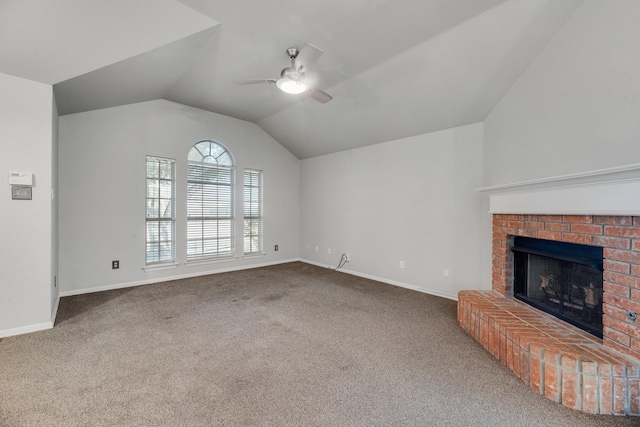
[233,79,276,85]
[308,87,332,104]
[295,43,323,71]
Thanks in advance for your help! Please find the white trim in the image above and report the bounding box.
[242,253,265,260]
[477,164,640,216]
[60,258,300,297]
[143,262,179,272]
[0,321,53,339]
[185,255,238,267]
[300,259,458,301]
[477,163,640,194]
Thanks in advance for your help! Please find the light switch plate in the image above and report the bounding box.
[8,172,33,186]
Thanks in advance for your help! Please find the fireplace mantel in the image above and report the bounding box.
[477,163,640,216]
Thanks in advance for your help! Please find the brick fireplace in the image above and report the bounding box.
[458,214,640,415]
[491,214,640,359]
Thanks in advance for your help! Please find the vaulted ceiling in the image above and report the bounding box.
[0,0,583,158]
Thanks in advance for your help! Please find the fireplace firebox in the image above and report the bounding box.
[512,236,604,338]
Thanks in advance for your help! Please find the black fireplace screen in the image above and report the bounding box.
[512,237,603,338]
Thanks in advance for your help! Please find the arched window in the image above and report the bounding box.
[187,140,234,260]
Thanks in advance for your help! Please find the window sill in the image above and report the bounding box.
[143,262,179,272]
[185,255,238,267]
[243,253,265,260]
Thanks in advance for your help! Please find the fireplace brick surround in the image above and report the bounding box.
[458,214,640,415]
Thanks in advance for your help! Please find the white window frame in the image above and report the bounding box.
[244,169,263,256]
[145,156,176,266]
[187,140,235,262]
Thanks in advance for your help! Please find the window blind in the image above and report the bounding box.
[145,156,175,265]
[244,169,263,255]
[187,141,235,260]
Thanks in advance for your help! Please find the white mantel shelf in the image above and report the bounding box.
[477,163,640,216]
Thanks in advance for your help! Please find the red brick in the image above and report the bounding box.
[582,361,597,376]
[631,264,640,277]
[603,326,631,346]
[604,294,640,315]
[593,236,631,250]
[605,226,640,239]
[494,219,507,227]
[524,221,545,230]
[493,231,508,239]
[613,377,627,415]
[604,271,640,288]
[603,316,638,338]
[530,355,542,393]
[492,239,506,248]
[603,282,631,298]
[561,370,578,409]
[516,229,538,238]
[599,376,613,415]
[571,223,603,235]
[630,379,640,415]
[538,231,562,241]
[604,304,632,321]
[493,245,508,255]
[562,233,592,244]
[492,272,506,284]
[545,222,571,232]
[594,216,633,225]
[563,215,592,224]
[634,240,640,251]
[540,215,563,223]
[582,375,599,414]
[604,248,640,264]
[503,214,520,220]
[604,259,631,274]
[634,217,640,227]
[544,364,560,402]
[631,288,640,301]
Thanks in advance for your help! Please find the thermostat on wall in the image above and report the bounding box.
[8,172,33,186]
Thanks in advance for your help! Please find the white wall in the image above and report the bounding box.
[300,123,491,299]
[59,100,300,295]
[483,0,640,187]
[0,72,55,336]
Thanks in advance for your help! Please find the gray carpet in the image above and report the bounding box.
[0,262,636,426]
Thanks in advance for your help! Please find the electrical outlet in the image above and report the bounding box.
[444,269,450,277]
[399,261,405,269]
[275,244,279,251]
[112,260,119,269]
[54,275,57,288]
[328,248,331,254]
[315,246,319,252]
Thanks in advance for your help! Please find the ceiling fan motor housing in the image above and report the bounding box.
[280,66,304,82]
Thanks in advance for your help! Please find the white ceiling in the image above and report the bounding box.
[0,0,583,159]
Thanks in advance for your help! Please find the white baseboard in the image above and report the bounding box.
[300,259,458,301]
[0,321,53,339]
[60,258,301,297]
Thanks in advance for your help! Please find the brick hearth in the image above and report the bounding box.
[458,214,640,415]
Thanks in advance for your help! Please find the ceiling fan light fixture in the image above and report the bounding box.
[276,77,308,95]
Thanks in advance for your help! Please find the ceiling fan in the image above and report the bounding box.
[233,43,333,104]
